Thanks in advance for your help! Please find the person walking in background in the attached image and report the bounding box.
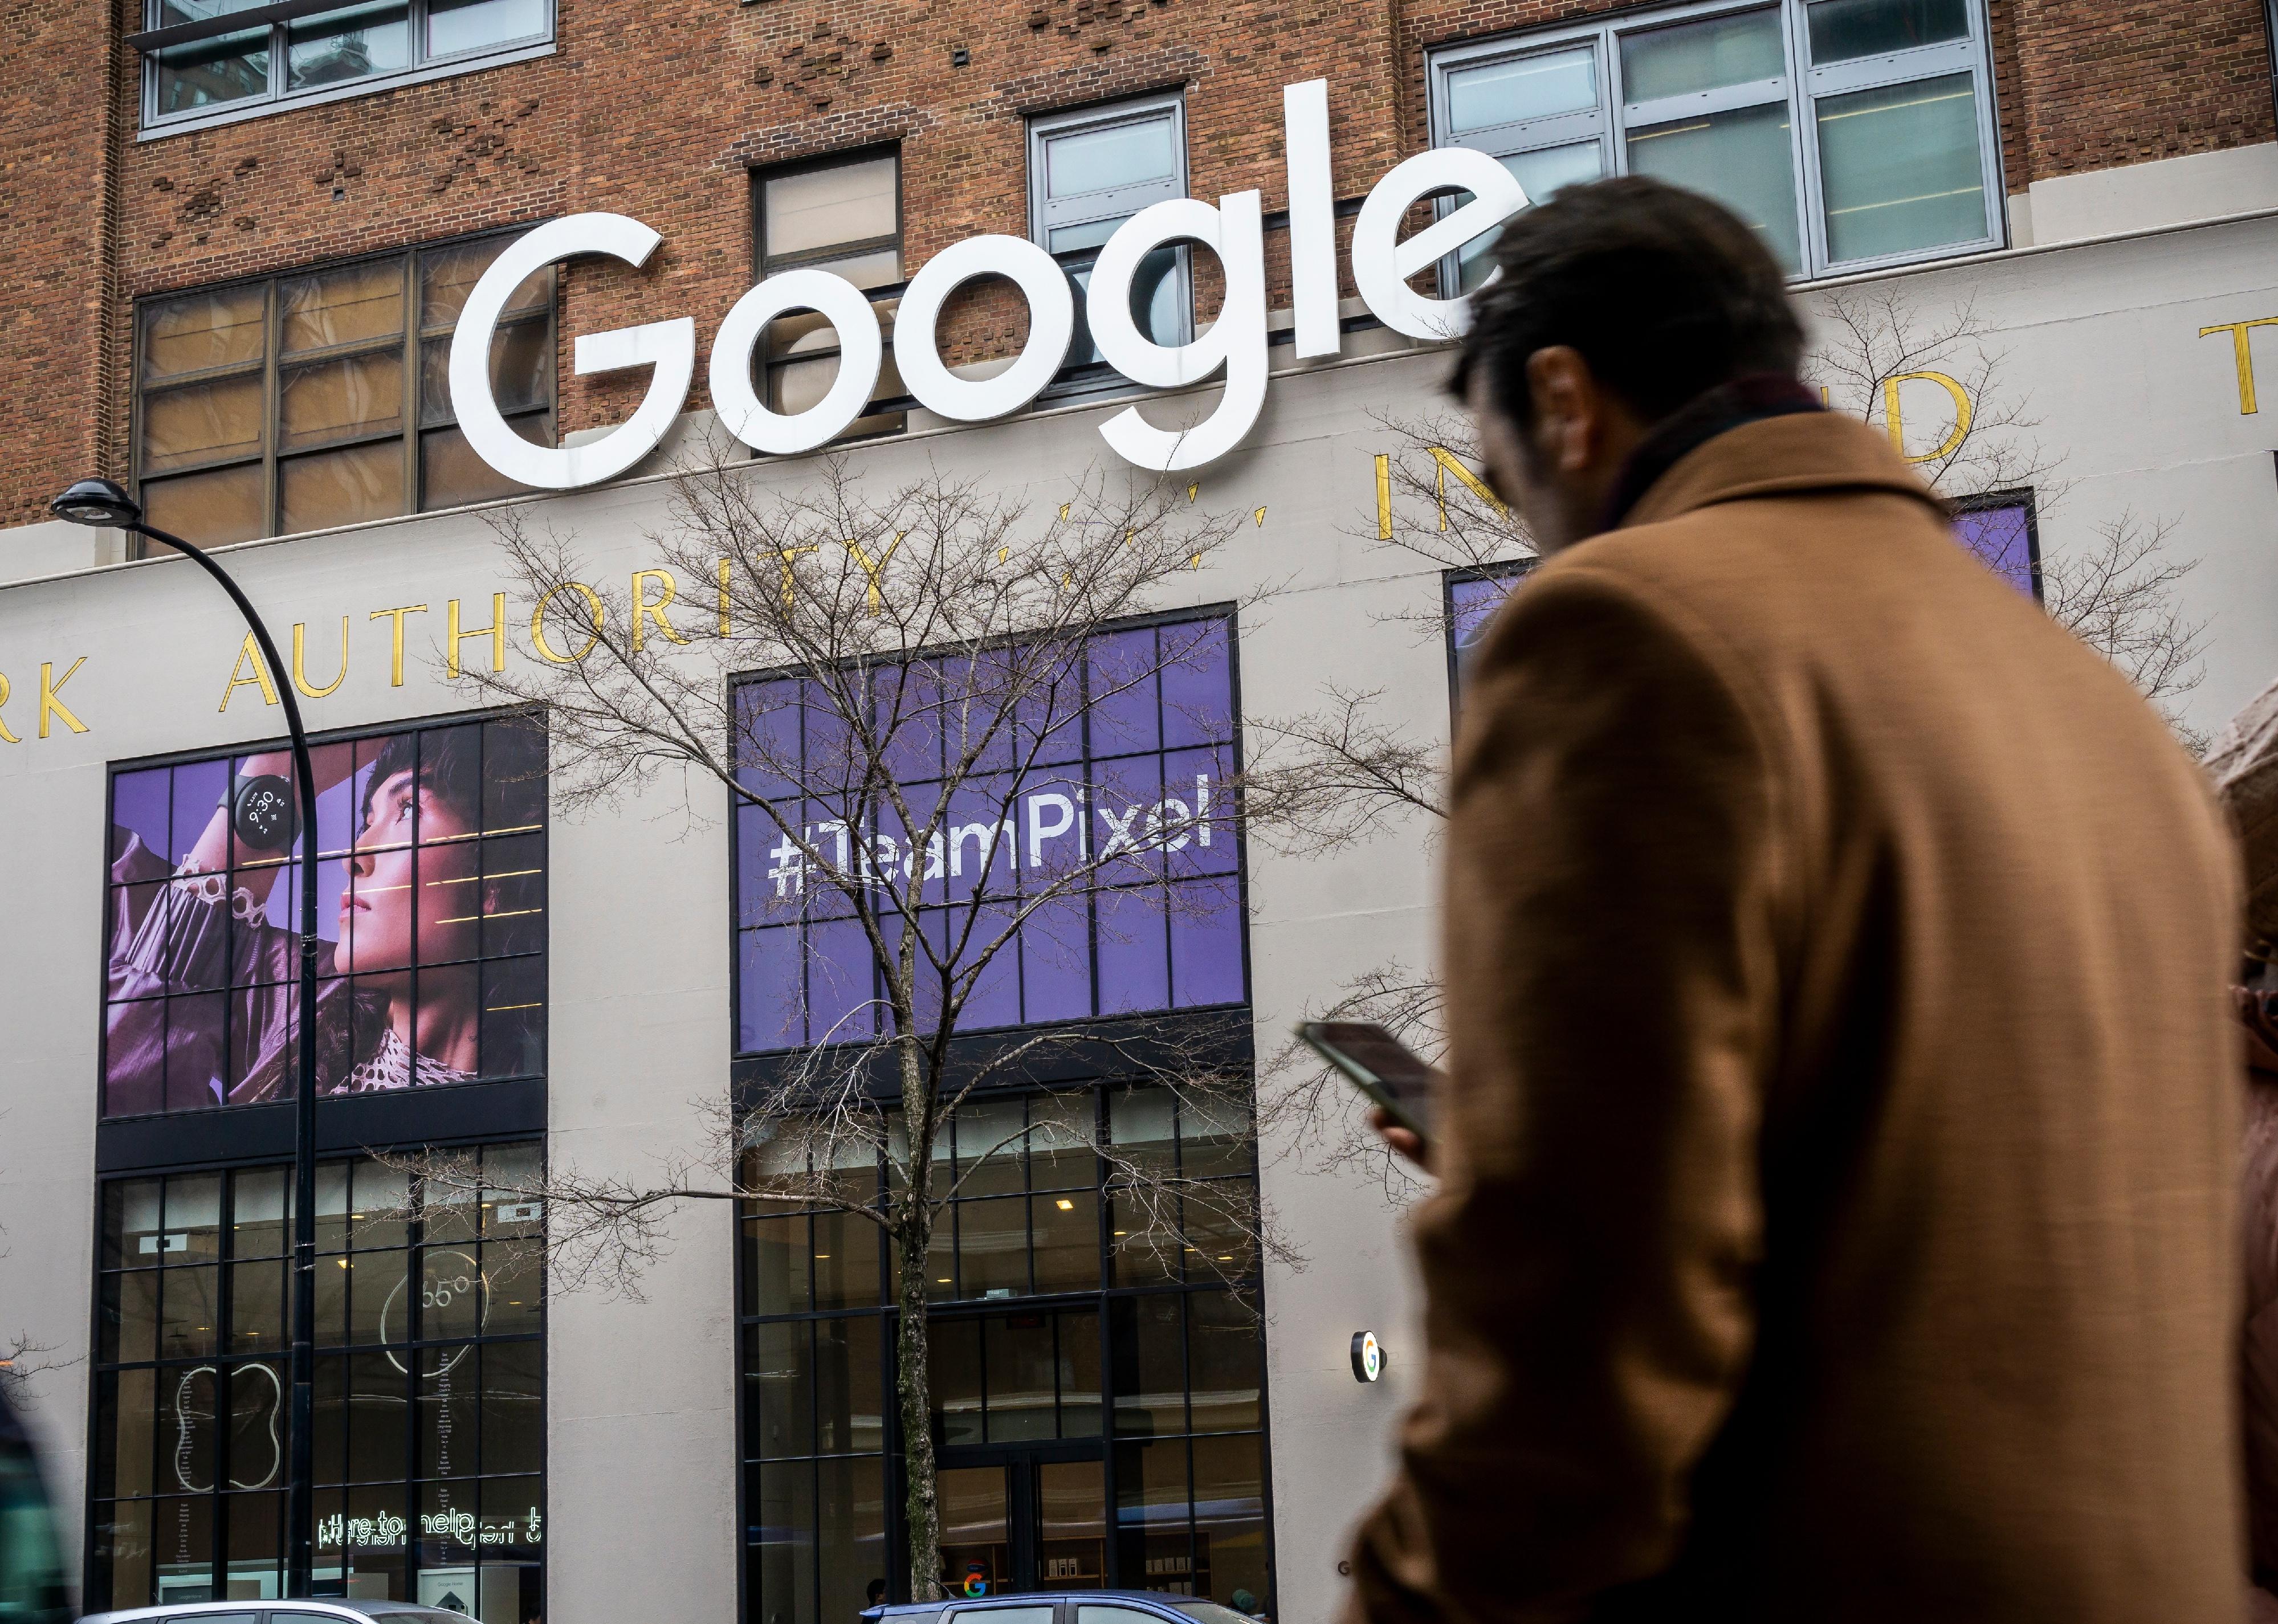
[1347,177,2247,1622]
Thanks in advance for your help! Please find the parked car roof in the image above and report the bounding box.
[81,1602,474,1624]
[862,1592,1259,1622]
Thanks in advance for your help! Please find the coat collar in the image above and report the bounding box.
[1614,402,1947,533]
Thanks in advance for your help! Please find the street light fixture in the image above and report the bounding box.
[53,478,324,1599]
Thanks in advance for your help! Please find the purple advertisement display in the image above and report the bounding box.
[1953,499,2039,598]
[101,716,547,1117]
[733,615,1245,1053]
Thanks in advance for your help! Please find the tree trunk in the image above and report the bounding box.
[896,1202,943,1601]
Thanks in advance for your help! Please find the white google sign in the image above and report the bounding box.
[449,79,1527,485]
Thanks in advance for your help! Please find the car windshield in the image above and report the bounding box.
[1171,1606,1257,1624]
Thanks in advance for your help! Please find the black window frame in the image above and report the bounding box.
[129,230,557,558]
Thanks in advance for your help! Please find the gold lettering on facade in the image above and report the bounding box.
[219,633,280,711]
[2200,318,2278,414]
[630,570,688,651]
[847,533,904,615]
[1253,506,1267,527]
[1881,371,1973,463]
[0,674,19,744]
[531,582,603,664]
[1375,454,1392,540]
[447,594,507,677]
[776,546,818,609]
[1431,446,1506,530]
[294,618,349,699]
[718,558,732,638]
[369,604,429,687]
[40,660,88,736]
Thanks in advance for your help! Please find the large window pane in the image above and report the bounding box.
[1112,1438,1189,1592]
[1447,46,1598,133]
[1807,0,1969,61]
[1110,1295,1183,1437]
[425,0,547,55]
[1620,7,1785,100]
[282,260,405,353]
[816,1456,887,1623]
[280,350,406,450]
[420,418,548,509]
[983,1313,1057,1442]
[142,287,266,382]
[279,439,406,533]
[285,2,410,91]
[1185,1292,1260,1432]
[1816,72,1987,262]
[142,374,264,472]
[816,1316,885,1453]
[1627,100,1802,272]
[1046,117,1179,199]
[1189,1433,1267,1606]
[420,244,552,329]
[141,463,264,546]
[154,29,270,114]
[764,157,898,260]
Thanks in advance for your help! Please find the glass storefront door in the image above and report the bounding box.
[936,1448,1106,1598]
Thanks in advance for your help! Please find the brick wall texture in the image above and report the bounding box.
[2,0,2273,527]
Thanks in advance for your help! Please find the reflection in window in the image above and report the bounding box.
[141,0,551,127]
[1029,95,1189,377]
[87,1148,545,1612]
[1429,0,1999,281]
[1444,561,1535,701]
[101,714,547,1118]
[737,1085,1266,1619]
[753,150,905,442]
[132,234,555,549]
[1951,491,2040,599]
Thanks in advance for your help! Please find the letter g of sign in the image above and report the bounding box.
[450,213,696,490]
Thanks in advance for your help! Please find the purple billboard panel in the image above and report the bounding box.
[733,615,1245,1052]
[101,715,548,1119]
[1953,497,2040,598]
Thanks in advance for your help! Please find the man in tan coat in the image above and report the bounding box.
[1346,178,2246,1621]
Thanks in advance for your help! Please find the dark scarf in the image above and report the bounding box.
[1599,373,1824,532]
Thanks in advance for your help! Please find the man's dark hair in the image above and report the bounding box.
[1450,176,1804,429]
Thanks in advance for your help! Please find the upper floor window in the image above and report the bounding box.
[133,233,554,548]
[1444,561,1534,701]
[753,149,905,440]
[1029,93,1189,376]
[1428,0,2000,283]
[139,0,553,132]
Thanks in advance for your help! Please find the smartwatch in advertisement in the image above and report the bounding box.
[230,773,300,852]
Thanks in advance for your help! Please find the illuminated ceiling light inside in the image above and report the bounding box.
[936,1278,952,1284]
[1056,1199,1075,1211]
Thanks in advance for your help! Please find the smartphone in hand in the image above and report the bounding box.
[1296,1020,1441,1144]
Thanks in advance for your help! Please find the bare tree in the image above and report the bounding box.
[384,452,1293,1600]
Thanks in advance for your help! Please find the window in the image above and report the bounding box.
[1444,561,1535,700]
[87,1148,545,1613]
[1952,489,2040,598]
[737,1086,1269,1619]
[731,613,1244,1055]
[1029,94,1189,376]
[103,714,548,1119]
[133,235,555,550]
[753,150,905,441]
[140,0,552,132]
[1428,0,2000,283]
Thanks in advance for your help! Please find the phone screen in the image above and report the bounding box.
[1297,1020,1439,1140]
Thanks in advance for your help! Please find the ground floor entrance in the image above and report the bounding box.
[938,1444,1106,1598]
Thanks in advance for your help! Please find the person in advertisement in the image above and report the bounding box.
[103,720,544,1113]
[1345,177,2246,1620]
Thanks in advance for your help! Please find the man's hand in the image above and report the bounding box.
[1370,1108,1432,1173]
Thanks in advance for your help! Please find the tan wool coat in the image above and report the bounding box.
[1346,411,2246,1623]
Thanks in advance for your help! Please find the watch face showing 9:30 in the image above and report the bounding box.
[234,776,296,851]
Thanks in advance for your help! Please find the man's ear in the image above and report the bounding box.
[1524,346,1601,474]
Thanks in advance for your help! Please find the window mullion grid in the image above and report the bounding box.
[402,251,420,515]
[1784,0,1834,276]
[263,277,283,540]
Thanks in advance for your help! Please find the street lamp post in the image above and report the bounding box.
[53,479,324,1599]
